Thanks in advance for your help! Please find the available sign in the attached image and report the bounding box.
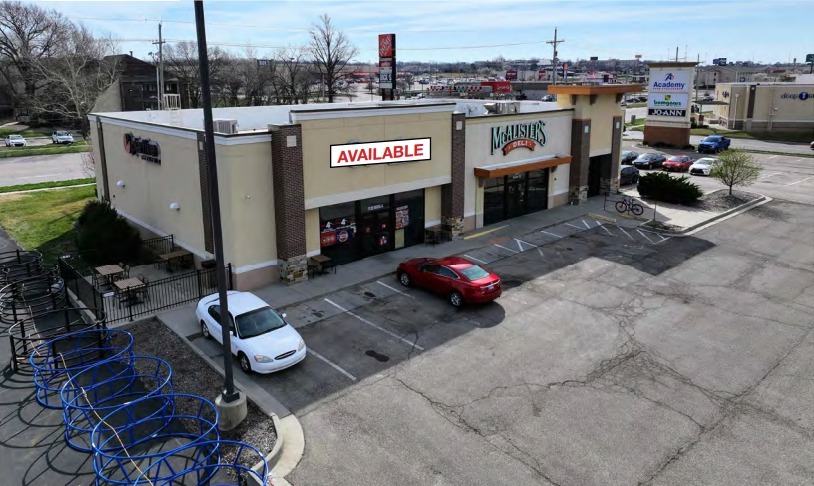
[648,108,687,117]
[648,69,691,93]
[647,93,689,110]
[330,138,431,168]
[491,120,547,155]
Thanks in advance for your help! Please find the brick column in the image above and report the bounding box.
[602,116,623,194]
[569,119,591,204]
[271,125,307,283]
[441,113,466,239]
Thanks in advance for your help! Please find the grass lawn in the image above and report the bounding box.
[0,185,95,264]
[625,118,646,128]
[625,102,647,108]
[0,140,89,158]
[0,178,95,194]
[0,128,54,138]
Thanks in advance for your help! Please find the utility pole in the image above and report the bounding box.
[675,46,679,62]
[152,22,165,109]
[546,27,564,85]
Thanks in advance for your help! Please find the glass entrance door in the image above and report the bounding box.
[506,174,527,219]
[359,209,392,257]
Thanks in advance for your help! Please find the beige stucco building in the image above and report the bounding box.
[712,82,814,133]
[88,86,640,289]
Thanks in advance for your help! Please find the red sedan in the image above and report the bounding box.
[396,256,502,307]
[662,155,694,172]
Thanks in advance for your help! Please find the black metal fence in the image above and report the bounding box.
[58,257,233,324]
[143,234,175,255]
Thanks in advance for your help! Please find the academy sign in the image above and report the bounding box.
[649,69,691,93]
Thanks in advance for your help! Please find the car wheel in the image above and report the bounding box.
[647,163,652,170]
[449,291,463,307]
[398,272,411,287]
[201,320,211,339]
[633,176,639,184]
[238,352,252,373]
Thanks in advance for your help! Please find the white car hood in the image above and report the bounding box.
[690,163,710,170]
[243,324,302,357]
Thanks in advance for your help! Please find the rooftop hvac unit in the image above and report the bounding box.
[483,101,519,115]
[212,119,238,134]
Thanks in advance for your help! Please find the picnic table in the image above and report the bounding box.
[94,264,124,287]
[309,254,336,275]
[159,249,192,272]
[113,277,146,306]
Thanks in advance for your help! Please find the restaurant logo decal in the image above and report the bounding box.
[123,133,161,164]
[491,120,547,155]
[330,138,431,168]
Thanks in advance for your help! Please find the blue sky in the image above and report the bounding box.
[42,0,812,65]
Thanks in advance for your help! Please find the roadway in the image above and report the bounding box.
[0,152,87,187]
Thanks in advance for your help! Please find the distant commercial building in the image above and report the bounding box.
[712,82,814,133]
[93,54,188,113]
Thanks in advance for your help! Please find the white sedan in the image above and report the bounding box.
[196,291,306,374]
[5,134,27,147]
[688,157,718,176]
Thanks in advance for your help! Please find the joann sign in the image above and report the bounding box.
[123,133,161,164]
[491,120,547,155]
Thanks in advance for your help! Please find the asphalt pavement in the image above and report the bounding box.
[0,152,87,186]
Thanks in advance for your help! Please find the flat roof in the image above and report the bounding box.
[548,84,645,95]
[89,99,575,133]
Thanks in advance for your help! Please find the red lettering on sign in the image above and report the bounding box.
[393,146,403,158]
[502,139,536,155]
[414,144,423,157]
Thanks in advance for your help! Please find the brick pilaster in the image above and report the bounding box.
[569,119,591,204]
[602,116,623,194]
[442,113,466,239]
[271,124,307,283]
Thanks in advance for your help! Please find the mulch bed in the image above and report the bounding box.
[692,189,761,212]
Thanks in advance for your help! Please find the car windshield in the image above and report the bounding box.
[703,136,720,142]
[56,131,69,136]
[667,157,682,161]
[9,135,22,140]
[235,306,287,339]
[459,265,490,281]
[697,159,715,165]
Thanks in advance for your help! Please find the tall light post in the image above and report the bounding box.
[193,0,245,427]
[731,92,740,130]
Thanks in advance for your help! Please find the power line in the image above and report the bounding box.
[68,16,309,32]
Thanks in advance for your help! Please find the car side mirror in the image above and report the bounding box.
[281,313,287,319]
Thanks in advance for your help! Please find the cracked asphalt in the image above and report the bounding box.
[255,200,814,486]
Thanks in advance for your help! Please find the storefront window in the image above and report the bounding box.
[394,189,425,248]
[319,201,357,265]
[484,177,505,226]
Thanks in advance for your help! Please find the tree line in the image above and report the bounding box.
[0,1,359,132]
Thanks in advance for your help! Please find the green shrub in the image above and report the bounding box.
[74,200,143,266]
[637,172,702,205]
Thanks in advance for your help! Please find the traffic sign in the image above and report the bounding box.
[806,54,814,63]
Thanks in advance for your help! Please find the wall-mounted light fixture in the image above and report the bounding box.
[116,180,126,188]
[168,202,181,211]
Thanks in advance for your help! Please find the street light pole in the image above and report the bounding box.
[193,0,240,405]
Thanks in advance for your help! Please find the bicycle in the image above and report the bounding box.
[615,196,644,216]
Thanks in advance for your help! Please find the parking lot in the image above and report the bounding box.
[187,199,814,485]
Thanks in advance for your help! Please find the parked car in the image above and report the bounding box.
[52,131,75,144]
[196,291,306,373]
[396,256,501,307]
[700,95,714,102]
[810,140,813,150]
[632,153,667,170]
[620,166,640,185]
[621,150,639,165]
[4,134,27,147]
[541,94,556,102]
[689,157,718,175]
[662,155,694,172]
[697,135,730,154]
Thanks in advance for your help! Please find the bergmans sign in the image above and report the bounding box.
[491,120,547,155]
[330,138,431,168]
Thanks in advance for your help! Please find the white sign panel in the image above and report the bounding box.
[647,93,689,110]
[648,69,691,93]
[379,71,393,89]
[330,138,431,168]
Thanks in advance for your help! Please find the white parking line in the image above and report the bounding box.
[655,235,671,244]
[767,155,778,160]
[540,230,562,238]
[617,226,635,240]
[565,222,584,230]
[494,243,518,254]
[599,224,614,235]
[537,247,544,258]
[636,229,656,244]
[761,172,780,179]
[324,298,426,351]
[308,349,357,381]
[377,280,415,299]
[515,238,536,251]
[582,219,592,229]
[463,254,488,264]
[785,176,813,186]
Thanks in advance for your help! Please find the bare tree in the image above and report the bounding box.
[308,14,358,103]
[31,25,118,136]
[164,41,227,108]
[275,47,316,104]
[0,1,71,109]
[709,150,762,195]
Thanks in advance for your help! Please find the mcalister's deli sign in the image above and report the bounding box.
[330,138,431,168]
[491,120,547,155]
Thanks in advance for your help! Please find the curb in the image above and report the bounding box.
[154,314,306,486]
[638,194,768,236]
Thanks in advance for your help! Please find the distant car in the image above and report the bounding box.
[701,95,714,102]
[662,155,694,172]
[397,256,501,307]
[810,141,813,150]
[541,94,556,102]
[196,291,306,374]
[621,150,639,165]
[697,135,730,154]
[4,134,26,147]
[689,157,719,176]
[620,166,640,185]
[52,131,75,144]
[632,153,667,170]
